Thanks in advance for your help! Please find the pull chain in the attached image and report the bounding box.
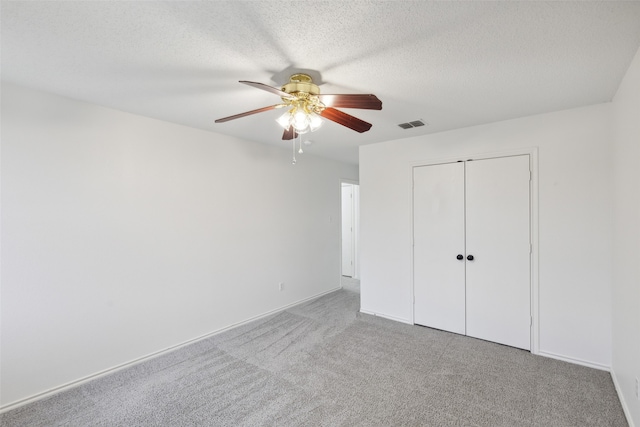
[292,137,297,164]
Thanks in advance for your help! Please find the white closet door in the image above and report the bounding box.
[341,184,354,277]
[465,155,531,350]
[413,162,466,334]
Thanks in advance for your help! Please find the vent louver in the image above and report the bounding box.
[398,119,427,129]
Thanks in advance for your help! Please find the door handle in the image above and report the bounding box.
[467,255,474,261]
[456,254,464,260]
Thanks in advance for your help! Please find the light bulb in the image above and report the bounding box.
[292,110,310,132]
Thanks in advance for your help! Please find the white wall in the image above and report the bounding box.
[360,102,613,368]
[0,82,358,407]
[611,46,640,426]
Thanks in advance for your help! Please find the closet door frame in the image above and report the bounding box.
[409,147,539,354]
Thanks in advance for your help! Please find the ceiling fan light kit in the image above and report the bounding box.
[215,73,382,162]
[275,74,326,135]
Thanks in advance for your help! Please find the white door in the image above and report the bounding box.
[413,155,531,350]
[341,184,354,277]
[465,155,531,350]
[413,162,466,334]
[353,184,360,279]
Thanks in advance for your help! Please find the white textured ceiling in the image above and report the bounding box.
[2,1,640,165]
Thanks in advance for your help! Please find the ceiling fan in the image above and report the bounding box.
[215,73,382,140]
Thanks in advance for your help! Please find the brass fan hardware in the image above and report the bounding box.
[215,73,382,141]
[281,73,321,97]
[276,74,326,135]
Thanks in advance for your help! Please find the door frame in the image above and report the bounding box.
[340,178,360,280]
[409,147,539,354]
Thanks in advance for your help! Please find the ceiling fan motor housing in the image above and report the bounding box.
[281,74,324,114]
[281,73,321,97]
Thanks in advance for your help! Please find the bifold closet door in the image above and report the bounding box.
[465,155,531,350]
[413,155,531,350]
[413,162,466,335]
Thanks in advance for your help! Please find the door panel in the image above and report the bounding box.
[341,184,354,277]
[413,162,466,334]
[465,155,531,350]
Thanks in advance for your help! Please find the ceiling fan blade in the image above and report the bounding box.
[318,94,382,110]
[240,81,294,99]
[215,105,280,123]
[282,127,298,140]
[320,107,373,133]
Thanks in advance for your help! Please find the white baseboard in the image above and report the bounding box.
[0,286,341,414]
[611,369,636,427]
[359,309,413,325]
[537,350,610,371]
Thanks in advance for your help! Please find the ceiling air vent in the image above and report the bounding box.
[398,119,427,129]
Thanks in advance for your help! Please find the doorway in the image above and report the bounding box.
[341,182,360,279]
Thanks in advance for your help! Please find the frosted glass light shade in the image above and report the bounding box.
[309,113,323,131]
[275,108,323,134]
[276,111,292,129]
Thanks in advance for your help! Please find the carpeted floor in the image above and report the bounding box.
[1,279,628,426]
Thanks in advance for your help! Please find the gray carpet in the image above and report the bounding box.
[1,280,628,426]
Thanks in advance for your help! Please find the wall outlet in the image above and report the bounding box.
[279,282,284,291]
